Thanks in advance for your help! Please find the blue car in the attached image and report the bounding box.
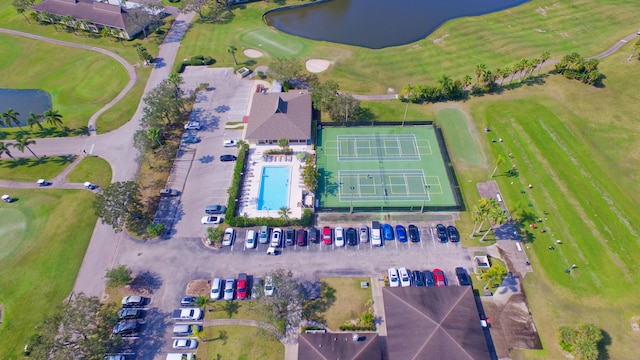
[396,225,407,242]
[382,224,394,240]
[424,270,436,287]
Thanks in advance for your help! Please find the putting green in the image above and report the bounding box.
[240,28,305,57]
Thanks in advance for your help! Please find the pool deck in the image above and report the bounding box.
[237,145,313,219]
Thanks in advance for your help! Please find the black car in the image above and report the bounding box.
[180,296,198,306]
[447,225,460,242]
[346,228,358,246]
[412,270,426,286]
[117,309,143,320]
[220,154,237,162]
[308,228,319,243]
[408,225,420,242]
[112,321,139,336]
[160,189,180,197]
[285,228,296,246]
[436,224,448,243]
[455,267,472,286]
[424,270,436,286]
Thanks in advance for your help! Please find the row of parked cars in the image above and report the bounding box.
[112,296,148,337]
[208,273,275,300]
[388,267,471,287]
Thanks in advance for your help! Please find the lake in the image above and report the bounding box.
[264,0,530,49]
[0,89,52,127]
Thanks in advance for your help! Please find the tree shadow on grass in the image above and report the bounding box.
[301,281,336,324]
[208,330,228,345]
[598,329,611,360]
[222,301,240,318]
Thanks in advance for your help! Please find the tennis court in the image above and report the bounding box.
[316,126,459,210]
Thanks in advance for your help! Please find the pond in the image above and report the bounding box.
[264,0,530,49]
[0,89,52,127]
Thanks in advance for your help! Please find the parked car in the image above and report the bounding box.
[388,268,400,287]
[84,182,97,190]
[37,179,51,186]
[396,225,407,242]
[117,308,142,320]
[205,204,226,214]
[436,224,448,242]
[201,216,223,225]
[1,194,14,203]
[447,225,460,242]
[346,227,357,246]
[408,225,420,242]
[264,275,274,296]
[184,121,201,130]
[424,270,436,287]
[359,225,369,243]
[322,226,332,245]
[412,270,426,286]
[285,228,296,246]
[112,321,139,336]
[236,273,248,300]
[433,268,447,287]
[259,226,270,244]
[224,278,235,300]
[383,224,394,240]
[371,221,382,246]
[160,189,180,197]
[181,135,200,144]
[398,267,411,287]
[245,229,257,249]
[308,227,318,243]
[173,339,198,350]
[121,296,145,308]
[223,139,237,147]
[270,228,283,247]
[172,308,203,321]
[180,296,197,307]
[173,324,202,336]
[297,229,307,246]
[220,154,237,162]
[222,227,235,246]
[455,267,471,286]
[266,245,277,255]
[251,277,262,299]
[334,227,345,247]
[210,278,222,300]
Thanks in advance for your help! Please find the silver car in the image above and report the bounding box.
[222,228,235,246]
[359,225,369,243]
[224,278,235,300]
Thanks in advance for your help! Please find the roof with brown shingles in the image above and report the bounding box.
[245,91,312,142]
[298,332,382,360]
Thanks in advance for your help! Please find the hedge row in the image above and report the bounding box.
[175,55,216,73]
[338,324,376,331]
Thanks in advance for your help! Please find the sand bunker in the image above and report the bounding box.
[306,59,332,73]
[243,49,264,58]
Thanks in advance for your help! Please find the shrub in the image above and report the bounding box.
[146,223,165,238]
[105,265,132,288]
[339,324,376,331]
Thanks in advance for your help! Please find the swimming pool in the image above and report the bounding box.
[257,166,291,211]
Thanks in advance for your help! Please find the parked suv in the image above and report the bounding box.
[259,226,270,244]
[296,229,307,246]
[455,267,471,286]
[270,228,283,247]
[285,228,296,246]
[308,228,318,243]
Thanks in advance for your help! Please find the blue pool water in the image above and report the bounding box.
[258,166,291,211]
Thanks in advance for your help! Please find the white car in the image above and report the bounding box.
[245,230,257,249]
[184,121,201,130]
[359,225,369,243]
[270,228,283,247]
[222,227,235,246]
[334,227,345,247]
[223,139,237,147]
[173,339,198,350]
[201,216,223,225]
[399,267,411,287]
[224,278,235,300]
[264,275,274,296]
[210,277,222,300]
[388,268,400,287]
[1,194,14,203]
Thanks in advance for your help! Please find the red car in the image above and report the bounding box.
[236,273,248,300]
[433,268,446,287]
[322,226,332,245]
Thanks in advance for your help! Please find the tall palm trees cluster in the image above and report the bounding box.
[0,108,64,161]
[553,52,601,85]
[399,50,551,104]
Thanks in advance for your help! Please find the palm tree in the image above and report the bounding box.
[461,74,473,90]
[27,112,44,130]
[43,109,64,128]
[62,15,75,33]
[278,206,291,225]
[189,324,206,343]
[227,45,238,66]
[194,295,211,310]
[437,75,452,100]
[480,204,508,242]
[13,135,39,159]
[474,63,487,87]
[516,59,528,82]
[0,142,17,161]
[500,67,511,86]
[538,50,551,74]
[2,108,24,131]
[490,154,505,177]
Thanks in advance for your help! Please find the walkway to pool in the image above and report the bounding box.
[237,144,313,219]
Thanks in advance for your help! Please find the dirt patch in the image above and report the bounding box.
[631,316,640,333]
[0,303,3,324]
[305,59,333,73]
[432,33,449,44]
[243,49,264,58]
[186,279,211,297]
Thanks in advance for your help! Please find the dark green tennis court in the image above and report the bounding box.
[316,126,459,210]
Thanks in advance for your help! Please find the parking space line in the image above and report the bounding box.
[429,228,437,247]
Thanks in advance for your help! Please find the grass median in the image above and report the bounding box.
[196,325,284,360]
[66,155,112,188]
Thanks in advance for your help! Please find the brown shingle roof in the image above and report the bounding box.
[298,332,382,360]
[382,286,490,360]
[245,91,312,142]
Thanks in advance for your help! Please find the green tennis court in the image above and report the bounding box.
[316,126,459,210]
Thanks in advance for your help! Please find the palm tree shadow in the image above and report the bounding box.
[222,301,240,318]
[209,330,228,345]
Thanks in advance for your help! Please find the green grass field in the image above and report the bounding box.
[316,126,457,209]
[0,156,75,182]
[321,277,372,331]
[196,325,284,360]
[435,108,485,167]
[66,156,113,188]
[0,189,97,358]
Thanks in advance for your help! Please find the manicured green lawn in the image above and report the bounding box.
[66,156,112,188]
[436,108,485,167]
[196,325,284,360]
[0,188,97,358]
[321,277,372,331]
[206,300,268,323]
[0,156,75,182]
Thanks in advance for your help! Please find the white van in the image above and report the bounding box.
[210,277,222,300]
[245,230,257,249]
[166,354,195,360]
[371,221,382,246]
